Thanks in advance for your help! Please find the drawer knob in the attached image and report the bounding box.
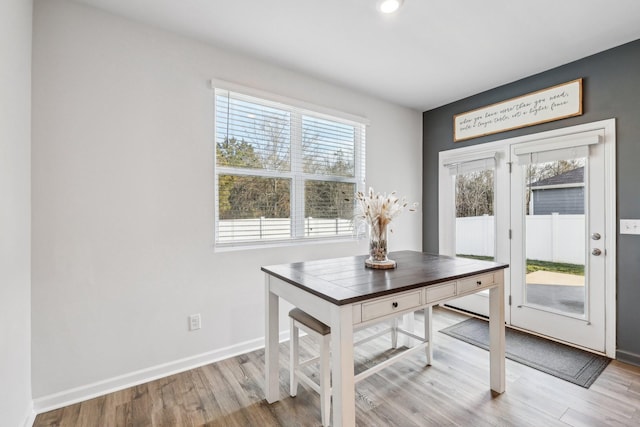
[392,302,399,308]
[476,280,482,286]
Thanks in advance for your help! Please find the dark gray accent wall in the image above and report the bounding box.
[423,39,640,365]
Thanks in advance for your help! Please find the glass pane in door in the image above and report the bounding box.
[455,169,495,261]
[524,158,586,316]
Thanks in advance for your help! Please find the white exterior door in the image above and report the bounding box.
[510,129,609,352]
[438,119,616,356]
[438,146,510,322]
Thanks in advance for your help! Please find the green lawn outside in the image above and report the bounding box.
[456,254,584,276]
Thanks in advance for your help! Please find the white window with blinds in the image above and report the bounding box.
[212,82,367,247]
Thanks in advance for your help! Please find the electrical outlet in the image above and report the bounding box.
[620,219,640,235]
[189,314,201,331]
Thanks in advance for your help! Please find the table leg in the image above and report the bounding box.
[489,281,506,393]
[265,275,280,403]
[330,304,355,427]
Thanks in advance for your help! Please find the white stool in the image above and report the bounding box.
[289,308,332,426]
[289,308,432,426]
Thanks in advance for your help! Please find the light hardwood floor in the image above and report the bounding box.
[34,307,640,426]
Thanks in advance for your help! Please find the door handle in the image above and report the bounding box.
[592,248,602,256]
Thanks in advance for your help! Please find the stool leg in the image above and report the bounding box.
[319,334,331,427]
[403,312,416,347]
[424,307,432,366]
[290,318,299,397]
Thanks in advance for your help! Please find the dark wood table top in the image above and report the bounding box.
[262,251,508,305]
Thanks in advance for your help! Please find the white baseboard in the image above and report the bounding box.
[23,403,36,427]
[33,331,289,415]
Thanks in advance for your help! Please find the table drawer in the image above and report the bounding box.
[458,273,495,294]
[361,290,422,322]
[425,281,457,303]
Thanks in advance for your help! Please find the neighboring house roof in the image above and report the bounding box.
[531,166,584,187]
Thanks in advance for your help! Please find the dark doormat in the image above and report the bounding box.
[439,317,610,388]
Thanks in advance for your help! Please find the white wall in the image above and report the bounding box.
[31,0,422,407]
[0,0,33,424]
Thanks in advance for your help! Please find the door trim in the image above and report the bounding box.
[603,119,617,357]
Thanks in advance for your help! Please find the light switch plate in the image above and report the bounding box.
[620,219,640,235]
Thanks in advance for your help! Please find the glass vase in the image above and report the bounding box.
[368,223,389,263]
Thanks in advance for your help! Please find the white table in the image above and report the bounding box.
[263,251,507,427]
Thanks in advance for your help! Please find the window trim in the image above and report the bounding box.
[211,79,367,249]
[210,79,370,126]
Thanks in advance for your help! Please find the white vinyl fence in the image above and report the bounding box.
[217,217,354,242]
[456,214,585,264]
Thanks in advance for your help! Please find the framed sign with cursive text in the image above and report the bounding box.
[453,79,583,142]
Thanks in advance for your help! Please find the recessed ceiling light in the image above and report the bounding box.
[378,0,404,14]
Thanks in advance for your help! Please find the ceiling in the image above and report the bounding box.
[72,0,640,111]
